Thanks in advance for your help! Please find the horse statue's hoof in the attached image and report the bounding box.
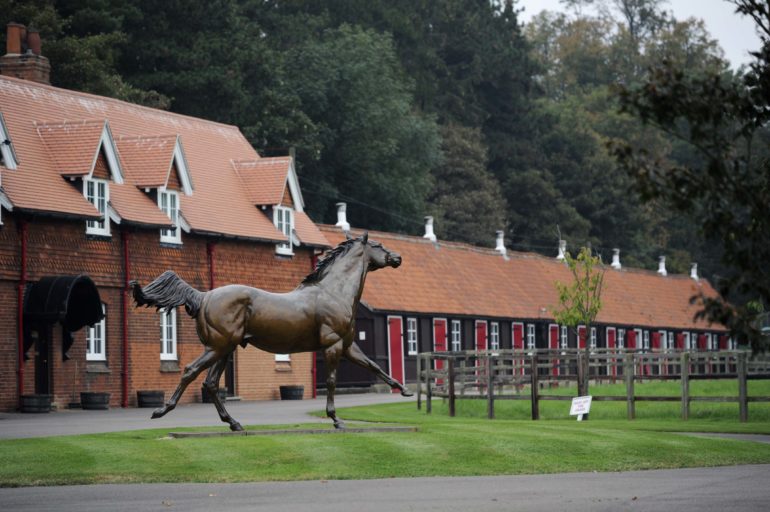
[333,421,346,430]
[400,388,414,397]
[230,422,244,432]
[151,406,168,419]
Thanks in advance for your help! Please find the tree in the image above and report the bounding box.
[427,123,508,245]
[611,1,770,351]
[552,246,606,398]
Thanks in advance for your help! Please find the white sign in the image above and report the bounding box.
[570,396,592,421]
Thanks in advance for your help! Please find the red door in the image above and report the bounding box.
[719,335,729,350]
[578,326,587,349]
[475,321,488,351]
[387,316,404,392]
[651,332,661,351]
[676,333,685,350]
[698,334,707,351]
[627,330,637,350]
[512,323,524,349]
[433,318,447,383]
[606,327,617,377]
[513,323,524,375]
[549,324,559,376]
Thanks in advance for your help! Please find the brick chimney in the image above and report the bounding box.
[0,23,51,84]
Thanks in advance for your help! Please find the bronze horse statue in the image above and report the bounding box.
[131,233,411,431]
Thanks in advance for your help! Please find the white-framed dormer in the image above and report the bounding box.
[0,111,18,170]
[157,136,193,244]
[83,122,124,236]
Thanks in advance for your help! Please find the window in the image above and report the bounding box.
[86,304,106,361]
[590,327,597,349]
[643,330,650,351]
[0,111,17,170]
[451,320,462,352]
[668,331,674,350]
[407,317,418,355]
[527,324,536,350]
[159,189,181,243]
[560,325,568,349]
[490,322,500,351]
[160,308,177,360]
[275,353,290,362]
[274,206,294,255]
[84,178,110,235]
[617,329,626,349]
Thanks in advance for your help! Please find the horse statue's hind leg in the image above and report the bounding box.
[202,349,243,431]
[152,347,221,419]
[344,341,413,396]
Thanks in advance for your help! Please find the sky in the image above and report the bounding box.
[516,0,761,68]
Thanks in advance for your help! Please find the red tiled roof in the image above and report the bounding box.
[35,119,104,177]
[294,211,330,248]
[232,157,291,205]
[320,226,725,331]
[0,75,330,242]
[116,134,176,188]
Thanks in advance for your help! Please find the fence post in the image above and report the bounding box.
[681,352,690,421]
[426,356,432,414]
[738,352,748,423]
[416,353,422,411]
[625,352,635,420]
[530,353,540,420]
[487,353,495,419]
[448,357,456,418]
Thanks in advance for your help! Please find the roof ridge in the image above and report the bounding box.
[0,74,242,132]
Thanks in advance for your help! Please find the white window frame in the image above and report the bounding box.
[275,353,291,362]
[406,317,418,355]
[86,304,107,361]
[490,322,500,351]
[0,111,17,170]
[84,177,110,236]
[590,327,597,350]
[274,206,294,255]
[560,325,568,350]
[526,324,536,350]
[643,330,650,351]
[451,320,462,352]
[158,188,181,244]
[617,329,626,349]
[160,308,178,360]
[683,331,692,350]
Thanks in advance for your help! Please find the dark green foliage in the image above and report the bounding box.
[612,0,770,350]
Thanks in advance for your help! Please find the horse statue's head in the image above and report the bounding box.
[358,232,401,272]
[302,232,401,285]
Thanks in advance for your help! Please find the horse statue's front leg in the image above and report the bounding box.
[344,341,413,396]
[323,342,345,429]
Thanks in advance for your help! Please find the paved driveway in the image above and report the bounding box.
[1,464,769,512]
[0,393,412,439]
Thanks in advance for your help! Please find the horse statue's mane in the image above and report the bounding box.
[301,237,359,285]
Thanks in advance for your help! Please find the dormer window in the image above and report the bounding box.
[84,177,110,236]
[159,188,181,244]
[0,112,18,170]
[274,206,294,255]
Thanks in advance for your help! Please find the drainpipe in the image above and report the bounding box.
[121,231,130,408]
[311,250,320,399]
[206,241,216,290]
[17,219,28,407]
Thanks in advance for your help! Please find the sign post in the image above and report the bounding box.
[570,395,592,421]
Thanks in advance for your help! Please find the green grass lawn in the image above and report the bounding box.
[1,380,769,487]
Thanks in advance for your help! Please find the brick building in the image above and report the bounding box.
[317,214,730,390]
[0,25,330,411]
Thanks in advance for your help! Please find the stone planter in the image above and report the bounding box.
[20,394,51,413]
[279,385,304,400]
[136,390,165,408]
[80,392,110,410]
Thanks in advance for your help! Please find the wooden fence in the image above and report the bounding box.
[415,349,770,422]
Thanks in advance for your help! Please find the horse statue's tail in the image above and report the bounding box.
[130,271,204,318]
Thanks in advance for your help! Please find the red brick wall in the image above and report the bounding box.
[0,213,316,411]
